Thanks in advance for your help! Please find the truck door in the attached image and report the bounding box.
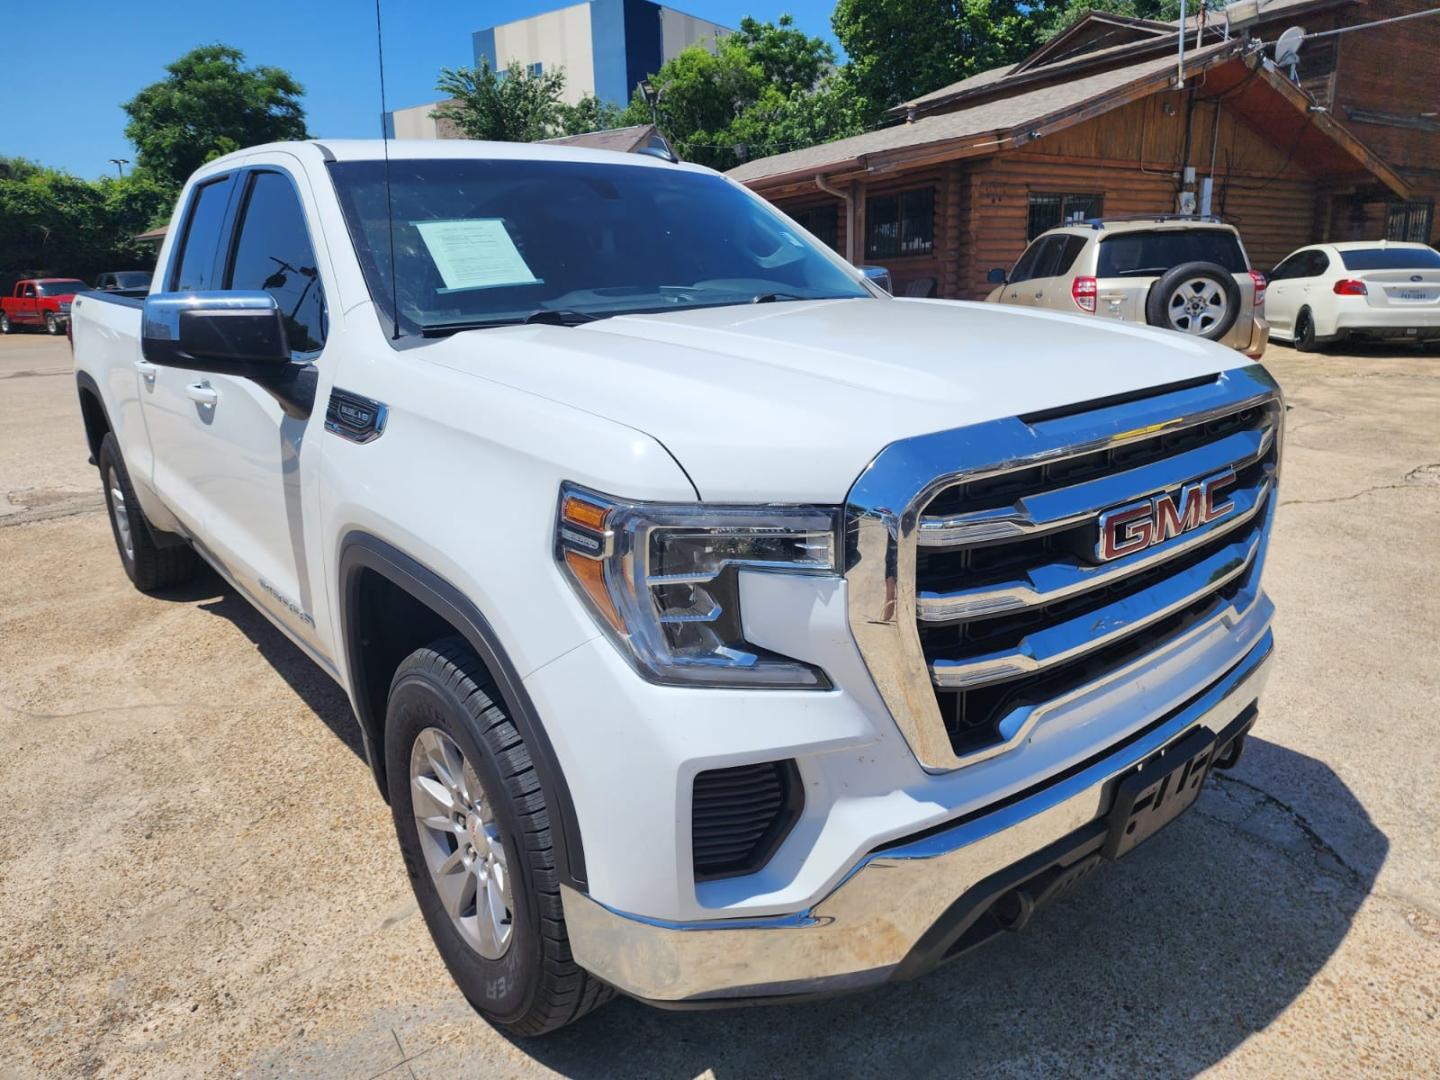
[174,167,333,658]
[18,282,39,323]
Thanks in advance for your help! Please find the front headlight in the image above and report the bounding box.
[556,482,838,689]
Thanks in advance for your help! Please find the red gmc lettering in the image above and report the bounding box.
[1097,469,1238,561]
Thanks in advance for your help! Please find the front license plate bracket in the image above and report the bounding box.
[1103,726,1216,860]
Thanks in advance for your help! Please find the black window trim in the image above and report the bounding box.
[166,171,239,294]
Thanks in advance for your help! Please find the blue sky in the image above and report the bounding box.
[1,0,841,179]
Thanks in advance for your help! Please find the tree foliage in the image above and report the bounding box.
[832,0,1070,115]
[434,60,571,142]
[1040,0,1183,40]
[122,45,308,189]
[0,158,170,283]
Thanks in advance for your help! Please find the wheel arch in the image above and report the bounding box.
[75,370,111,463]
[336,531,588,890]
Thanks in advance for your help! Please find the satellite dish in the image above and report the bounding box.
[1275,26,1305,68]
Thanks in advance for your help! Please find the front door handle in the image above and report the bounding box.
[185,381,218,408]
[134,359,157,385]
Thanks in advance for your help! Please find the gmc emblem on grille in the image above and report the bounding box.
[1095,469,1237,561]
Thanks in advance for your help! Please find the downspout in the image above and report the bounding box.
[816,173,855,263]
[1177,0,1187,89]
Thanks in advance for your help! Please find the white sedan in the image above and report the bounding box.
[1265,240,1440,350]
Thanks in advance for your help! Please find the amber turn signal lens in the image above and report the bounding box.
[561,495,609,531]
[563,549,625,633]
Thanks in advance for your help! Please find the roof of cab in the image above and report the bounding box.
[199,138,709,174]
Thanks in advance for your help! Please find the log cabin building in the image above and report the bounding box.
[729,0,1437,300]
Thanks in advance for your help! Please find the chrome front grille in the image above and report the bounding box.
[845,367,1282,772]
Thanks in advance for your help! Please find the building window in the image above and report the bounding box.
[1028,192,1103,240]
[1296,38,1339,109]
[866,188,934,258]
[791,205,839,251]
[526,61,543,77]
[1386,200,1434,244]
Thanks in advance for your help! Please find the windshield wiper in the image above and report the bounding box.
[750,292,809,304]
[521,308,601,326]
[419,309,602,337]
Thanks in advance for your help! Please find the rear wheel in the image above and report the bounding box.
[385,639,612,1036]
[1294,309,1318,352]
[0,312,11,334]
[97,433,198,592]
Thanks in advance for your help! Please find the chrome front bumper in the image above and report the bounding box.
[561,631,1273,1004]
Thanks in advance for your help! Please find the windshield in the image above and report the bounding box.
[36,280,85,296]
[1097,230,1248,277]
[1338,247,1440,271]
[328,158,869,335]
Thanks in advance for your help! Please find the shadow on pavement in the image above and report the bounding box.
[158,570,1387,1077]
[515,737,1385,1078]
[163,564,365,760]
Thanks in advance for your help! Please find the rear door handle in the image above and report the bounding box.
[134,359,157,385]
[185,380,218,407]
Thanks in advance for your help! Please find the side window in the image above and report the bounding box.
[1009,237,1050,284]
[22,283,35,298]
[226,171,326,354]
[1270,255,1300,281]
[1305,250,1331,277]
[1054,235,1089,277]
[171,177,233,292]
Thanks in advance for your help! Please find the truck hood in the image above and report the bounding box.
[428,297,1250,502]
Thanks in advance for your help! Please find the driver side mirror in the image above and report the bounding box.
[142,291,316,419]
[860,265,893,294]
[142,291,290,377]
[986,267,1008,285]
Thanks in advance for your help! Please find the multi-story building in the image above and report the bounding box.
[387,0,731,138]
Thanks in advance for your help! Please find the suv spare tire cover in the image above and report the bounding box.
[1144,261,1242,341]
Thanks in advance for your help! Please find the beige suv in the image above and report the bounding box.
[985,217,1269,358]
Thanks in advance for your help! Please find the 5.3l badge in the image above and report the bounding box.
[1095,469,1236,561]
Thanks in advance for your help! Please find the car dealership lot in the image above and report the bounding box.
[2,333,1437,1079]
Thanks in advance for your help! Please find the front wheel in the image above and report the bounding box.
[1294,309,1318,352]
[385,639,612,1036]
[45,312,60,335]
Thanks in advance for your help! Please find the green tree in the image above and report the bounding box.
[1040,0,1182,39]
[832,0,1065,114]
[122,45,308,189]
[556,92,628,136]
[433,60,569,142]
[624,16,861,170]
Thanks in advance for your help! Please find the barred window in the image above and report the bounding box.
[866,188,934,258]
[1028,192,1103,241]
[791,204,839,251]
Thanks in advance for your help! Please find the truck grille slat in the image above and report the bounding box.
[843,367,1283,772]
[691,761,802,881]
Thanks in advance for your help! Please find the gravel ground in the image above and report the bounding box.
[1,333,1437,1078]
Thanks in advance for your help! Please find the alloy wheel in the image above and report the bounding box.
[107,465,134,561]
[409,727,514,959]
[1166,277,1227,335]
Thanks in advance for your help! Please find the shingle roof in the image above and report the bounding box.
[728,40,1237,185]
[541,124,659,153]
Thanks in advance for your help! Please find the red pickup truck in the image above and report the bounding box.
[1,278,87,335]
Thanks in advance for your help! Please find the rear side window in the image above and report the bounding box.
[1338,247,1440,271]
[1009,237,1051,283]
[226,171,326,353]
[171,177,233,292]
[1097,230,1247,277]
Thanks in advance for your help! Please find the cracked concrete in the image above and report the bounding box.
[3,336,1439,1078]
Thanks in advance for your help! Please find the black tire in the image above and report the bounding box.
[0,312,11,334]
[1293,308,1318,352]
[1145,261,1242,341]
[45,312,60,335]
[97,432,198,592]
[385,638,612,1036]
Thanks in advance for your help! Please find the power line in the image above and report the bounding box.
[1287,5,1440,40]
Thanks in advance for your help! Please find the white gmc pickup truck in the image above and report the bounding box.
[71,140,1281,1035]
